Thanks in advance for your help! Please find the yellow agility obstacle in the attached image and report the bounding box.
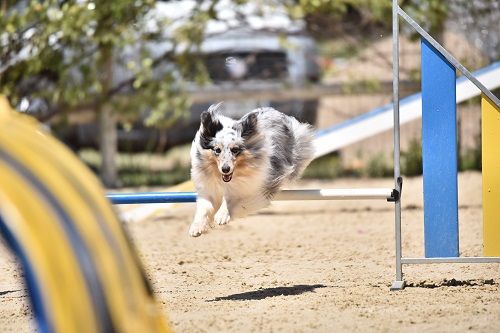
[0,97,170,333]
[481,94,500,256]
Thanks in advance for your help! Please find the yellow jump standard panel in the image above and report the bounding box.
[482,94,500,256]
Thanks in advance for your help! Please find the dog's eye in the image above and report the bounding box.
[230,147,241,155]
[213,147,221,155]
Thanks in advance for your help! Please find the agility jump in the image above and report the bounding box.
[107,0,500,290]
[390,1,500,290]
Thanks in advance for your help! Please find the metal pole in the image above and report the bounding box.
[391,0,405,291]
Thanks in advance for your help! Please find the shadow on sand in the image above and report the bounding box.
[207,284,327,302]
[0,289,22,297]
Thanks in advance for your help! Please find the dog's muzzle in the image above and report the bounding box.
[222,173,233,182]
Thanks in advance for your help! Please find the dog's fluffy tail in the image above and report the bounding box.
[289,119,315,180]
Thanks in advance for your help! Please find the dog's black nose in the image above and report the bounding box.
[221,165,231,174]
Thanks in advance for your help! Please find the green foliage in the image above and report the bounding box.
[0,0,210,127]
[290,0,448,39]
[1,0,452,128]
[364,154,393,178]
[303,152,395,180]
[294,0,391,20]
[401,137,483,176]
[402,0,448,38]
[401,139,422,176]
[118,163,190,187]
[302,153,345,179]
[78,147,191,187]
[459,147,481,171]
[318,39,360,59]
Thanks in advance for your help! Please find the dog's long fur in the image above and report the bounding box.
[189,103,315,237]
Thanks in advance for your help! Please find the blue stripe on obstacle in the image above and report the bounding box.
[0,150,115,332]
[107,192,197,204]
[0,216,53,333]
[421,39,459,258]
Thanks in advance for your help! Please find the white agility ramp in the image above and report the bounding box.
[313,62,500,158]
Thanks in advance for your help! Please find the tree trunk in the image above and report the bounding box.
[98,45,118,187]
[99,105,118,187]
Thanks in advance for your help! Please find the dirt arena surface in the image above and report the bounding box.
[1,172,499,332]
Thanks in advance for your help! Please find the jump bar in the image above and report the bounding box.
[274,188,394,201]
[107,188,395,205]
[107,192,197,204]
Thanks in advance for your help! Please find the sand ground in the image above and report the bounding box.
[1,172,499,332]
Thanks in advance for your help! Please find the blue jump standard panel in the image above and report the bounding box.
[421,39,459,258]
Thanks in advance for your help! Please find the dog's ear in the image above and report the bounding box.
[200,110,213,130]
[240,112,258,140]
[199,106,223,149]
[207,102,223,114]
[201,102,223,129]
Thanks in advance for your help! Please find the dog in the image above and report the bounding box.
[189,103,315,237]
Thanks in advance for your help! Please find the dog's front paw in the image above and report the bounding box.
[189,221,209,237]
[214,207,231,225]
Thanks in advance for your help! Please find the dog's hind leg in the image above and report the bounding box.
[189,194,222,237]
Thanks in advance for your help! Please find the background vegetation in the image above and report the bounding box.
[1,0,493,187]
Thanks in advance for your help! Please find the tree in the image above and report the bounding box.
[0,0,459,187]
[448,0,499,61]
[0,0,207,187]
[286,0,448,40]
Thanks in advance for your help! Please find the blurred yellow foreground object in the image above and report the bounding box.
[0,96,171,333]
